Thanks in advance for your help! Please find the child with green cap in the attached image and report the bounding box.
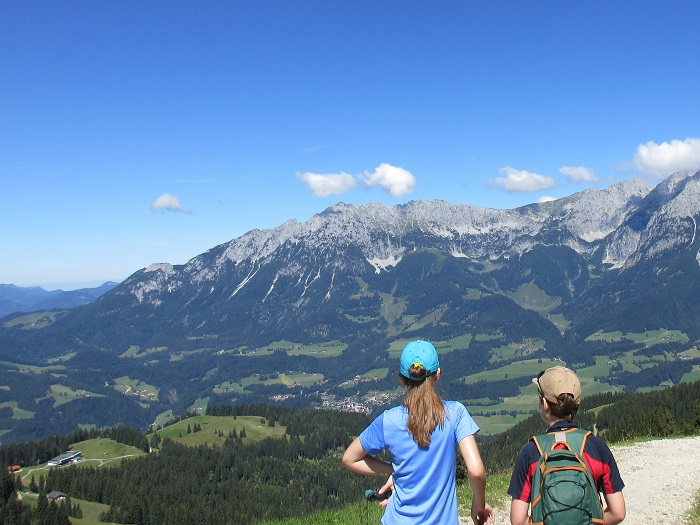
[342,339,494,525]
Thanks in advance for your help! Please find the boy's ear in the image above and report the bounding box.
[435,368,442,380]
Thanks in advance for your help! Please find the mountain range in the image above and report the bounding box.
[0,282,118,318]
[1,169,700,444]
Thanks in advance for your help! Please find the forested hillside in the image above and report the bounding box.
[3,382,700,525]
[478,381,700,473]
[4,171,700,446]
[1,407,371,525]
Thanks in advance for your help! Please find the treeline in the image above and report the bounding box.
[0,426,148,467]
[207,402,370,439]
[596,380,700,441]
[37,408,371,525]
[1,462,74,525]
[5,382,700,525]
[478,381,700,473]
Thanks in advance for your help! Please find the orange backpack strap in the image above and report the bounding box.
[531,428,592,456]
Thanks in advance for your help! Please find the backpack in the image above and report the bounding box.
[530,428,604,525]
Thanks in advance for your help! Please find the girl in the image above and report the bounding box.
[342,340,494,525]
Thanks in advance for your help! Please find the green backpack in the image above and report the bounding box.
[530,428,604,525]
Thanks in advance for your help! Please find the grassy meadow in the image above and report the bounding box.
[19,492,123,525]
[150,414,288,446]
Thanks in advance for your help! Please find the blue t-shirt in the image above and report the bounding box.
[359,400,480,525]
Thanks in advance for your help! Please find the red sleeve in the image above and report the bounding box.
[583,436,625,494]
[507,441,540,501]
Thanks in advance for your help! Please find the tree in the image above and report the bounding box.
[36,492,48,524]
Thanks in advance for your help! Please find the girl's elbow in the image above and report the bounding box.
[468,465,487,482]
[341,452,353,470]
[341,447,363,471]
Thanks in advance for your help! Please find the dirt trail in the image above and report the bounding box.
[482,435,700,525]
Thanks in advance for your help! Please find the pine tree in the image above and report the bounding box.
[1,464,17,505]
[150,431,161,450]
[36,492,48,524]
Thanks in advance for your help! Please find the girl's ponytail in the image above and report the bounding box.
[402,363,445,447]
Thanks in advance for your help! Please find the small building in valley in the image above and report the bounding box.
[47,451,82,466]
[47,491,66,501]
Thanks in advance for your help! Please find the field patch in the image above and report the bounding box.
[189,396,210,413]
[1,310,68,330]
[473,412,533,435]
[47,352,77,363]
[169,347,209,362]
[69,438,146,467]
[388,333,474,358]
[1,360,66,373]
[467,362,620,435]
[463,358,556,383]
[585,328,688,347]
[212,380,250,395]
[113,376,159,402]
[213,372,323,395]
[506,282,562,314]
[362,367,388,379]
[19,438,146,481]
[0,401,35,419]
[489,339,545,362]
[38,384,105,407]
[119,345,168,358]
[681,365,700,384]
[547,313,570,333]
[153,410,174,428]
[17,493,123,525]
[151,414,288,447]
[244,340,346,358]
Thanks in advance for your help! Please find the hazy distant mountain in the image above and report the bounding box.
[2,169,700,444]
[0,281,119,318]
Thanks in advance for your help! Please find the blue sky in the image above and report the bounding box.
[2,2,700,290]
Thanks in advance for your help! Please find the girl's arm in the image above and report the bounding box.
[341,437,393,477]
[459,435,495,524]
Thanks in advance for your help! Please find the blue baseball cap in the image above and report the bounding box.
[400,340,440,380]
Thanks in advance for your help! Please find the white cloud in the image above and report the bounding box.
[538,195,557,203]
[297,163,416,197]
[634,138,700,178]
[150,193,191,213]
[490,167,557,192]
[362,163,416,196]
[559,166,598,182]
[296,171,357,197]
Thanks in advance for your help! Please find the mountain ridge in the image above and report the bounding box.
[1,170,700,444]
[0,282,119,318]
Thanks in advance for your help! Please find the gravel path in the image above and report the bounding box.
[483,435,700,525]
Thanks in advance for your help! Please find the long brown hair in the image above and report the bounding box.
[401,363,445,447]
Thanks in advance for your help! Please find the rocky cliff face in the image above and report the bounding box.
[4,170,700,356]
[3,170,700,445]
